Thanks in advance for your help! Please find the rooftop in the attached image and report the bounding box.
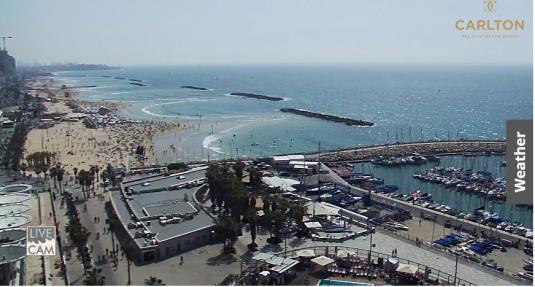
[0,194,30,206]
[0,216,29,230]
[0,229,26,245]
[112,168,215,248]
[0,245,26,264]
[0,204,29,216]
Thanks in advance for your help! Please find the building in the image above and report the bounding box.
[271,154,305,168]
[0,186,31,286]
[110,167,216,264]
[0,50,16,82]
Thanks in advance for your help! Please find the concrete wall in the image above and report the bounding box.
[138,226,213,264]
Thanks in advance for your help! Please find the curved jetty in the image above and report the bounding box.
[181,85,209,91]
[314,140,506,163]
[230,92,283,101]
[280,108,374,126]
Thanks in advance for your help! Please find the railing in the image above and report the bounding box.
[268,245,476,286]
[375,224,525,283]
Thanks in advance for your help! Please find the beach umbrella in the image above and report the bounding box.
[259,271,270,277]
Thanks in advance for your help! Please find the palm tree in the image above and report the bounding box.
[100,169,109,193]
[57,167,65,193]
[83,268,105,285]
[144,276,165,285]
[233,160,246,179]
[20,162,27,178]
[120,239,138,285]
[244,206,258,248]
[26,151,55,181]
[214,216,240,253]
[77,169,93,198]
[65,218,90,250]
[247,167,263,188]
[49,166,58,189]
[73,167,78,183]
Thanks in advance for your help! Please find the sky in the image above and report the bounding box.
[1,0,532,66]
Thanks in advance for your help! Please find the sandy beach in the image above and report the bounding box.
[22,78,186,177]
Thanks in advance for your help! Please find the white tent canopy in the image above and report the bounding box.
[306,202,340,217]
[262,176,300,192]
[396,263,419,275]
[311,255,335,266]
[304,221,322,229]
[295,249,316,258]
[252,253,299,274]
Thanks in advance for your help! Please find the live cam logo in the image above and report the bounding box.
[26,226,56,256]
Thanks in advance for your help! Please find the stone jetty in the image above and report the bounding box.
[280,108,374,126]
[181,85,209,91]
[230,92,283,101]
[312,140,506,162]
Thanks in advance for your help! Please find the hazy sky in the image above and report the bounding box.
[1,0,532,66]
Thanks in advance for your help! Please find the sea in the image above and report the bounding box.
[52,65,533,226]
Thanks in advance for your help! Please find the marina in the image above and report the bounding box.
[348,154,532,228]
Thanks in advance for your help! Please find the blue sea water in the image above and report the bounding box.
[53,65,532,226]
[54,64,532,158]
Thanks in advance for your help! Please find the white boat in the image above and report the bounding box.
[383,221,409,231]
[517,271,533,281]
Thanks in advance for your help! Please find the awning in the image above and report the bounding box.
[396,263,418,275]
[311,255,335,266]
[306,202,340,216]
[252,252,299,274]
[336,250,356,258]
[295,249,316,258]
[304,221,322,229]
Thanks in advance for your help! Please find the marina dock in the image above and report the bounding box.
[320,162,532,249]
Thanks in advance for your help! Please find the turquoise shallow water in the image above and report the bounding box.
[54,64,532,157]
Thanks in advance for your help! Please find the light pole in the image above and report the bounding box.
[368,220,375,280]
[431,215,437,241]
[453,224,462,285]
[0,36,13,51]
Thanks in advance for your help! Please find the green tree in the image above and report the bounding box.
[247,167,263,188]
[49,166,58,189]
[120,239,138,285]
[233,160,246,179]
[214,216,240,253]
[56,167,65,193]
[83,268,105,285]
[26,151,55,180]
[144,276,165,286]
